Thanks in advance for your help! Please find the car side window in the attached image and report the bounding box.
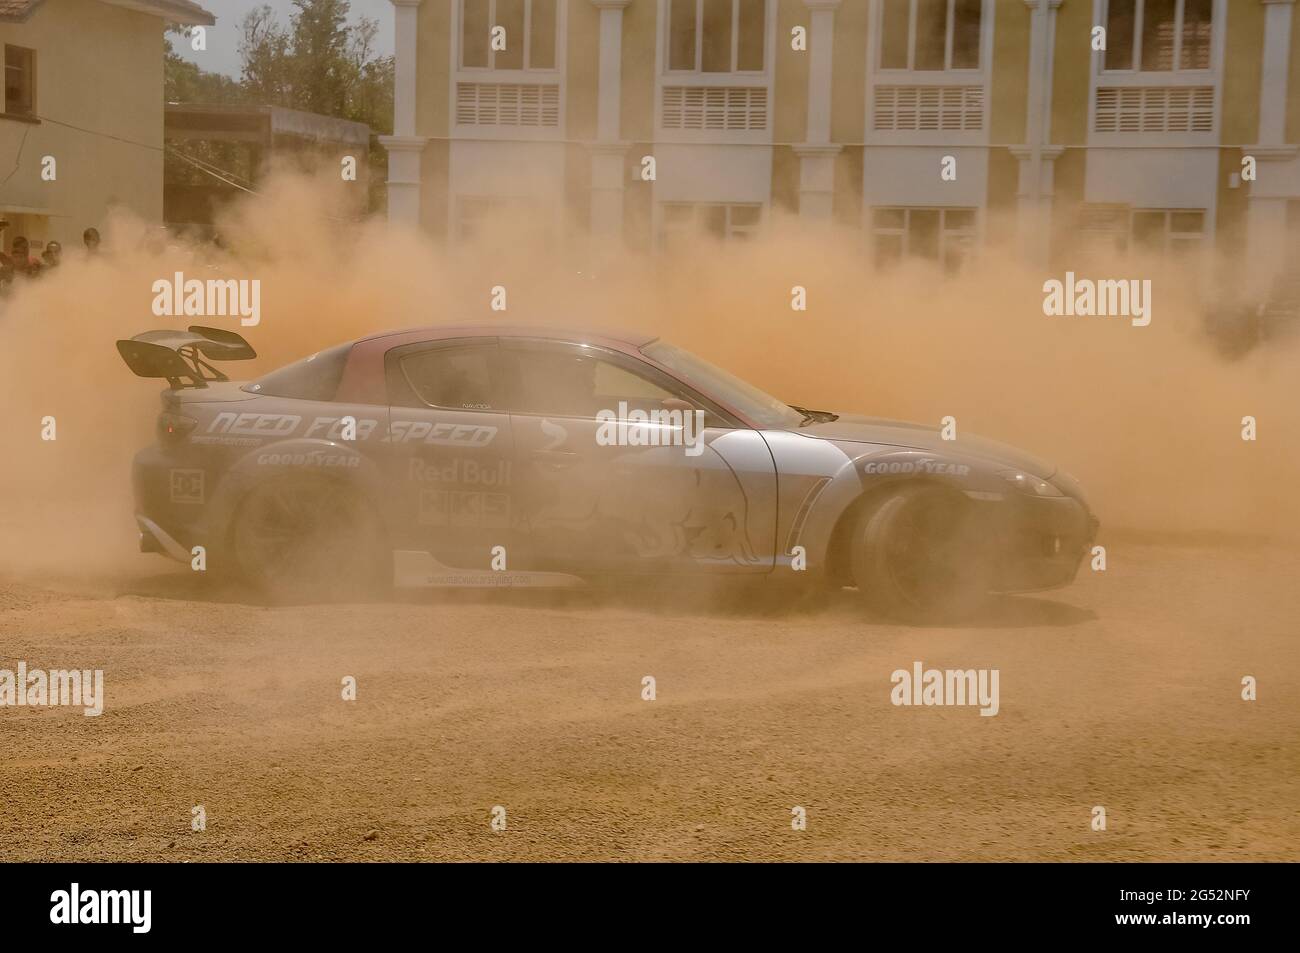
[389,342,500,411]
[247,341,352,401]
[507,345,678,419]
[593,360,675,405]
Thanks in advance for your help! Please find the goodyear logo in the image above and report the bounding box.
[863,459,971,477]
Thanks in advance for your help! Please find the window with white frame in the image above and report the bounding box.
[1071,206,1201,254]
[461,0,558,71]
[1075,205,1205,255]
[870,207,976,272]
[1131,208,1204,255]
[4,45,35,116]
[660,203,762,250]
[667,0,767,73]
[878,0,984,71]
[1103,0,1213,72]
[1077,204,1130,255]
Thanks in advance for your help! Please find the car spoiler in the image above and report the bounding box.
[116,326,256,389]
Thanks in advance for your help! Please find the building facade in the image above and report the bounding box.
[0,0,215,254]
[385,0,1300,291]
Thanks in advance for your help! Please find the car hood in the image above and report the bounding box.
[796,414,1057,479]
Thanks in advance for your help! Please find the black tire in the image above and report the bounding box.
[230,473,387,603]
[849,484,991,623]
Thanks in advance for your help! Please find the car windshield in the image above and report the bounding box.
[641,340,806,429]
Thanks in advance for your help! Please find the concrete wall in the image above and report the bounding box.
[0,0,167,249]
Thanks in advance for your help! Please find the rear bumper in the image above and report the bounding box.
[136,514,190,563]
[132,445,207,559]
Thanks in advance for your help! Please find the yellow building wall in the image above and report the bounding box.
[827,0,867,226]
[771,0,807,215]
[773,0,807,148]
[0,0,165,249]
[619,0,657,248]
[1215,3,1265,278]
[415,0,451,238]
[620,0,658,142]
[986,1,1033,251]
[1039,0,1092,254]
[566,1,599,144]
[990,0,1030,146]
[415,0,451,140]
[1046,0,1089,147]
[566,2,600,242]
[830,0,866,145]
[1290,0,1300,144]
[1221,0,1264,146]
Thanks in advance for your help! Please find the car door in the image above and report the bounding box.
[501,338,777,575]
[383,337,513,572]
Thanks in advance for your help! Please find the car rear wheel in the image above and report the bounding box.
[231,473,386,602]
[849,484,991,623]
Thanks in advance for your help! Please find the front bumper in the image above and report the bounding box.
[983,494,1098,593]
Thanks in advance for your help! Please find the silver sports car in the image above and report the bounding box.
[118,324,1098,620]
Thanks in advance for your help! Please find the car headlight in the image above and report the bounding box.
[998,469,1064,497]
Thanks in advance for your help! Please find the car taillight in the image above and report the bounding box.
[157,411,198,445]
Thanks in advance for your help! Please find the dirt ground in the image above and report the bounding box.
[0,535,1296,862]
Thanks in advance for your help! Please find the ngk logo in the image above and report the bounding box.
[208,412,302,438]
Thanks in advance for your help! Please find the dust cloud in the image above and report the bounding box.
[1,167,1296,582]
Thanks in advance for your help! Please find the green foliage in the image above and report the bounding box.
[164,27,244,105]
[163,2,395,213]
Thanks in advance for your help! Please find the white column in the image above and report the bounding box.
[797,0,842,222]
[1012,144,1065,261]
[380,0,429,227]
[1244,1,1298,295]
[1016,0,1063,265]
[590,0,633,258]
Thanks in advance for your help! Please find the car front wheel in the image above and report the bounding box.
[849,484,992,623]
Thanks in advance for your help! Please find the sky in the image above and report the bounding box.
[173,0,395,79]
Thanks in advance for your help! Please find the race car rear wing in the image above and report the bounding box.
[116,326,256,389]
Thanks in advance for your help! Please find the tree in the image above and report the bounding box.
[163,2,395,213]
[237,7,293,106]
[235,0,394,135]
[164,27,243,104]
[288,0,351,118]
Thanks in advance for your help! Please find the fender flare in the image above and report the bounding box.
[200,437,389,561]
[801,447,1010,575]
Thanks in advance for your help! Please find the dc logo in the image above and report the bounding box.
[170,469,205,504]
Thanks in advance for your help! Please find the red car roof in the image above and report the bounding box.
[352,324,659,349]
[335,325,660,405]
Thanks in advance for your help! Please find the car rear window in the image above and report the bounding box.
[244,342,352,402]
